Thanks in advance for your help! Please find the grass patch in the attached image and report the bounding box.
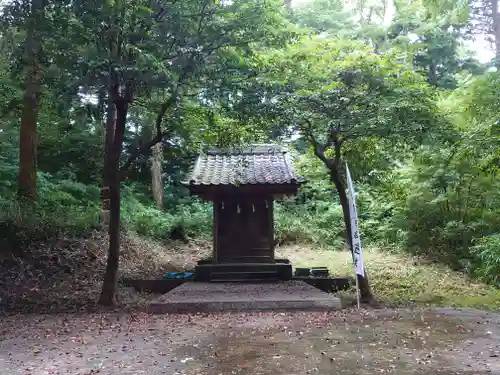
[277,245,500,310]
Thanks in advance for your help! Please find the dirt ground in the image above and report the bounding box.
[1,308,500,375]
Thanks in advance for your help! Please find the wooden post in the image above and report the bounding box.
[213,199,219,263]
[268,197,275,262]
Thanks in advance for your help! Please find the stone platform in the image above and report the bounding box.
[195,262,293,282]
[148,280,342,314]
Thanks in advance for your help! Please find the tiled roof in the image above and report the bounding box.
[184,144,305,186]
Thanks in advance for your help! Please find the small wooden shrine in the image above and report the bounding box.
[183,144,305,281]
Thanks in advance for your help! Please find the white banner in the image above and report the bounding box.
[346,164,365,277]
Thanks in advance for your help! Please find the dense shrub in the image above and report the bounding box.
[471,234,500,286]
[0,173,101,247]
[275,201,345,248]
[0,170,213,251]
[121,186,212,240]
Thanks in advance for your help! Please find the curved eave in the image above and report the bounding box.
[185,181,304,200]
[185,180,306,188]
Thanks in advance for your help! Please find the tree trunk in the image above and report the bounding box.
[381,0,389,23]
[357,0,367,23]
[150,129,164,208]
[492,0,500,68]
[100,93,117,226]
[330,165,373,303]
[366,6,374,25]
[99,98,128,306]
[18,0,44,207]
[428,60,438,87]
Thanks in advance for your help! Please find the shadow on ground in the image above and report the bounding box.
[1,308,499,374]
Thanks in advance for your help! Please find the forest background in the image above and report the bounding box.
[0,0,499,309]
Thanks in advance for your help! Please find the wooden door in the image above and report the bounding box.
[216,197,273,263]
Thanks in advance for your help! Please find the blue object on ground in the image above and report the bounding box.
[165,272,193,279]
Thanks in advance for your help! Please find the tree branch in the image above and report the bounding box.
[197,0,210,34]
[119,95,176,175]
[333,137,342,165]
[302,119,334,169]
[118,41,202,176]
[154,0,181,22]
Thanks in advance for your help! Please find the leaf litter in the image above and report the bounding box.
[1,308,500,375]
[1,235,499,374]
[0,231,211,314]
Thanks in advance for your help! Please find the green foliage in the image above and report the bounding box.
[246,37,444,161]
[471,234,500,286]
[393,146,499,259]
[0,174,101,247]
[388,20,473,88]
[274,152,340,247]
[274,151,402,249]
[275,202,344,248]
[121,185,211,240]
[292,0,355,36]
[0,170,212,249]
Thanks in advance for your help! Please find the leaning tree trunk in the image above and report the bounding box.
[150,130,164,208]
[330,165,373,303]
[18,0,44,207]
[99,97,129,306]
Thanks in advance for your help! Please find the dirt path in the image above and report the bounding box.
[1,308,500,375]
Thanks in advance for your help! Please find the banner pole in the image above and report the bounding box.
[346,162,363,310]
[355,271,360,309]
[351,236,360,310]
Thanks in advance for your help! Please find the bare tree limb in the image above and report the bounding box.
[119,95,176,175]
[302,119,334,169]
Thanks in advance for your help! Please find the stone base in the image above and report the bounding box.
[195,262,293,282]
[148,280,342,314]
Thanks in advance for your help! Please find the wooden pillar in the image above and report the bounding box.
[212,199,219,263]
[268,197,275,262]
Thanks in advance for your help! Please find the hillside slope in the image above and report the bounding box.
[0,231,210,313]
[1,233,499,313]
[278,245,500,309]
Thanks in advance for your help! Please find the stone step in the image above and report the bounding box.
[197,258,291,265]
[196,263,291,271]
[210,280,280,283]
[210,270,280,282]
[195,263,292,282]
[148,281,343,314]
